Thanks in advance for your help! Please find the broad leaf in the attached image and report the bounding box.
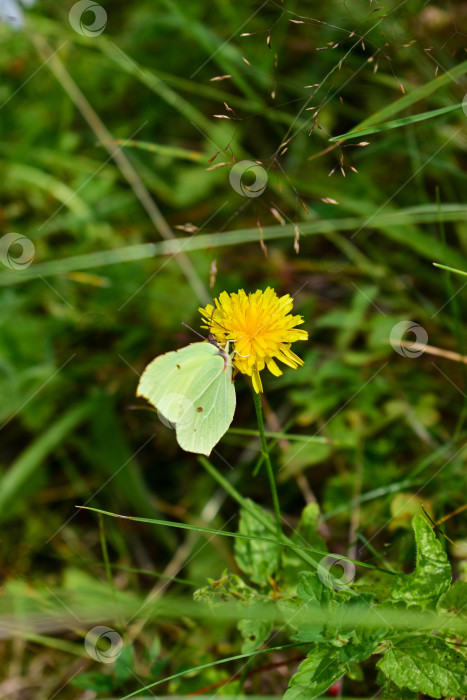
[440,578,467,616]
[234,500,278,585]
[339,637,382,665]
[293,572,364,645]
[391,515,451,609]
[280,503,327,593]
[338,595,386,663]
[238,616,273,654]
[297,570,334,607]
[377,672,417,699]
[283,646,344,700]
[291,571,334,642]
[114,643,135,684]
[377,635,467,698]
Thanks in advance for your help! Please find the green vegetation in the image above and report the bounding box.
[0,0,466,698]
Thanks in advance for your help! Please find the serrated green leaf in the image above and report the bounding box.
[337,595,385,662]
[377,671,417,699]
[283,646,344,700]
[391,515,451,609]
[293,572,357,644]
[279,504,328,593]
[297,571,333,607]
[234,500,278,585]
[278,595,321,642]
[339,638,378,665]
[440,579,467,615]
[238,615,273,654]
[377,635,467,698]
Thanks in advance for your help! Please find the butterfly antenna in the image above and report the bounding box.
[181,321,206,341]
[233,349,250,358]
[207,304,232,337]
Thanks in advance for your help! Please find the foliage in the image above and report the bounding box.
[0,0,466,698]
[200,507,467,700]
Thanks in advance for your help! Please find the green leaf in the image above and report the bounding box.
[330,102,463,142]
[433,262,467,277]
[391,515,451,609]
[283,646,344,700]
[339,637,380,665]
[237,616,273,654]
[114,643,135,684]
[377,672,417,699]
[279,441,332,480]
[297,504,323,539]
[2,205,467,285]
[234,500,278,585]
[337,595,386,663]
[71,672,114,692]
[351,59,467,129]
[347,663,364,682]
[440,579,467,615]
[280,504,328,593]
[194,571,259,605]
[278,596,314,639]
[297,571,334,607]
[292,571,340,643]
[0,401,92,520]
[377,635,467,698]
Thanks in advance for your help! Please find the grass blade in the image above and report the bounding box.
[330,103,463,142]
[433,262,467,277]
[1,205,466,285]
[78,505,394,574]
[351,59,467,129]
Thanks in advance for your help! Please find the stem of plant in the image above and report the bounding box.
[252,390,283,558]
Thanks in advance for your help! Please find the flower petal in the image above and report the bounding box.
[266,358,283,377]
[199,288,307,393]
[252,368,263,393]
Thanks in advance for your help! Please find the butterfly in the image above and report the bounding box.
[136,336,236,457]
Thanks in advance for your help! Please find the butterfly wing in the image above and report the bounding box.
[137,343,212,424]
[137,342,235,456]
[176,351,236,456]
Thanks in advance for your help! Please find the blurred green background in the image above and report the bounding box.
[0,0,466,697]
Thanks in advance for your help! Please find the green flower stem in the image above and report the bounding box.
[252,390,282,544]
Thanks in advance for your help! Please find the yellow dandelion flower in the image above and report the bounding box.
[200,287,308,393]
